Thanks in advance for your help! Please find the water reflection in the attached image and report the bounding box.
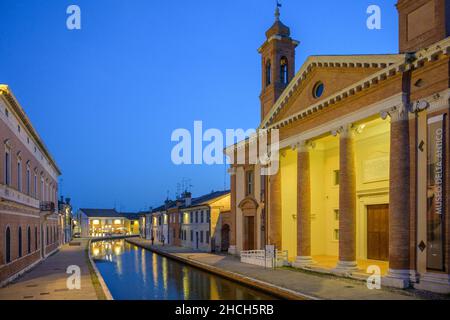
[91,240,276,300]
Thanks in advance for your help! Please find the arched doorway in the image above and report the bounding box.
[238,197,259,251]
[5,227,11,264]
[221,224,230,252]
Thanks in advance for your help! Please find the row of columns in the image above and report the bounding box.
[269,103,411,280]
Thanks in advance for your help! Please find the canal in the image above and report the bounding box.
[91,239,277,300]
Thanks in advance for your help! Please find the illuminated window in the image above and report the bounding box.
[93,220,100,225]
[114,219,121,225]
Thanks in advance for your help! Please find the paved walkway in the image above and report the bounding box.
[0,240,101,300]
[127,238,429,300]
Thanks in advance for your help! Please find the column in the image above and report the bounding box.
[228,166,237,255]
[268,167,282,249]
[336,124,358,271]
[384,103,411,288]
[293,141,314,267]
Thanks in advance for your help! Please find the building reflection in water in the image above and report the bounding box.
[162,255,168,299]
[141,249,147,285]
[182,266,190,300]
[91,240,276,300]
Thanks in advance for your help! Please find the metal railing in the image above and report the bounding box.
[240,249,289,268]
[40,201,55,212]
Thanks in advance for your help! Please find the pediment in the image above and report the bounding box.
[262,55,404,127]
[238,197,259,210]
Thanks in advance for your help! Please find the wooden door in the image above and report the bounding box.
[367,204,389,261]
[221,224,230,252]
[244,216,255,250]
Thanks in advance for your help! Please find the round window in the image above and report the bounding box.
[313,82,324,98]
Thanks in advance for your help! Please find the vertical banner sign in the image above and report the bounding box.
[427,114,446,271]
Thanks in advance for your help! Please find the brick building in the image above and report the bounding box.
[0,85,61,286]
[226,0,450,294]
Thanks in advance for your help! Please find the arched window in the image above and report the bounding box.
[5,227,11,264]
[265,61,272,86]
[17,160,22,192]
[18,227,22,258]
[27,226,31,254]
[280,57,288,84]
[26,164,31,195]
[5,150,11,185]
[35,226,38,251]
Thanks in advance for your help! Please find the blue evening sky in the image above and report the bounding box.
[0,0,398,211]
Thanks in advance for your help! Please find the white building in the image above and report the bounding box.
[180,191,230,252]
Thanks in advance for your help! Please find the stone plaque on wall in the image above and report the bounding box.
[362,156,389,183]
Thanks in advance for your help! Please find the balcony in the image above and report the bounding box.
[40,201,56,212]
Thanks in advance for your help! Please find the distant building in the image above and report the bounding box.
[142,190,231,253]
[151,202,170,245]
[58,196,73,244]
[180,191,230,252]
[78,209,140,237]
[0,85,62,286]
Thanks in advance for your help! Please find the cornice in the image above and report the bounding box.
[263,37,450,130]
[0,85,61,175]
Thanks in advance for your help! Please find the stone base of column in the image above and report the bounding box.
[228,245,237,256]
[292,256,315,268]
[334,260,358,273]
[382,269,412,289]
[414,273,450,294]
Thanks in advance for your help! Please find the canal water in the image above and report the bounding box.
[91,239,276,300]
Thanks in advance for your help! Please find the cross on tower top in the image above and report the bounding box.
[275,1,282,21]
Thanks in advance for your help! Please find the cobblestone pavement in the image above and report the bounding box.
[127,238,426,300]
[0,240,99,300]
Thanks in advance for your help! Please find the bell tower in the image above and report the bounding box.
[397,0,450,53]
[259,4,298,121]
